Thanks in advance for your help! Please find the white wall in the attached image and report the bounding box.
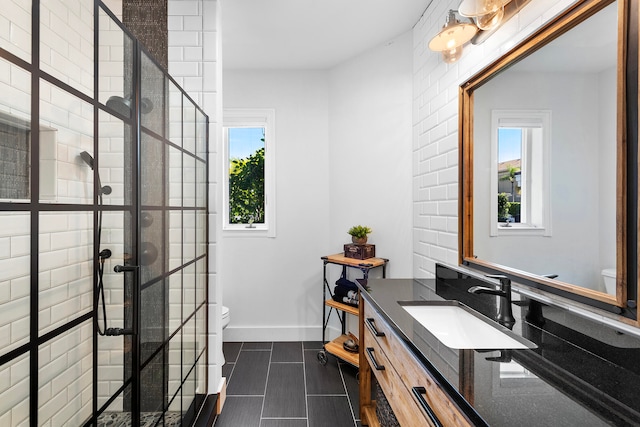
[328,31,414,280]
[221,70,331,341]
[221,32,414,342]
[412,0,581,278]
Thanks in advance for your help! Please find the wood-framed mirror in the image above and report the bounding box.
[459,0,638,322]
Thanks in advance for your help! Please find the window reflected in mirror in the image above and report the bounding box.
[491,110,550,236]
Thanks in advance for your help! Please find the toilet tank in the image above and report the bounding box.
[601,268,616,295]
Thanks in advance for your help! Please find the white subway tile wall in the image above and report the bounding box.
[183,210,196,263]
[0,213,30,354]
[169,146,183,206]
[196,303,206,357]
[98,110,128,206]
[169,272,182,333]
[183,263,197,322]
[182,364,196,416]
[38,212,93,336]
[168,333,181,411]
[37,322,92,427]
[98,8,129,109]
[182,99,197,154]
[97,211,126,410]
[196,210,206,257]
[0,0,31,63]
[0,353,29,426]
[169,81,184,147]
[40,0,94,97]
[412,0,575,278]
[39,79,94,204]
[183,152,197,207]
[0,58,31,122]
[196,110,206,158]
[169,210,183,271]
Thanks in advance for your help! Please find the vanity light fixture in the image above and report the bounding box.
[429,0,529,62]
[428,10,477,64]
[459,0,512,31]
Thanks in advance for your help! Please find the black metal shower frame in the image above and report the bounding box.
[0,1,210,426]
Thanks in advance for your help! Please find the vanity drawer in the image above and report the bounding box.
[364,327,439,427]
[363,302,394,355]
[363,302,472,427]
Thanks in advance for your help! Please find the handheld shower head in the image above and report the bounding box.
[80,151,94,170]
[80,151,112,196]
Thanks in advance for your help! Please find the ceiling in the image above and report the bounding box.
[220,0,432,70]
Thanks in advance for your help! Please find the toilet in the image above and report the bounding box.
[222,305,230,329]
[601,269,616,295]
[221,305,230,365]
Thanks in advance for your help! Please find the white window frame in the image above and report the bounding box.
[490,110,551,237]
[222,108,276,238]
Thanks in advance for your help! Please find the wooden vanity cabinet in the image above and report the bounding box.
[359,298,473,427]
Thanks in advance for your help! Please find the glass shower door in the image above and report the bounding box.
[95,5,208,426]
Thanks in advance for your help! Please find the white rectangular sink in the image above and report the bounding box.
[399,301,536,350]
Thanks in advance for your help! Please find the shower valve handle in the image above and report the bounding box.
[114,264,139,273]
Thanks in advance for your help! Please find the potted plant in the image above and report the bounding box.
[348,225,372,245]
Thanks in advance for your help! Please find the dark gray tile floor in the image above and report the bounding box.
[215,341,361,427]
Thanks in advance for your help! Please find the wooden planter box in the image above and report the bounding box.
[343,244,375,260]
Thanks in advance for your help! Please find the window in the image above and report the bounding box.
[223,109,276,237]
[491,110,551,236]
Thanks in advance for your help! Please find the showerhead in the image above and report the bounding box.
[106,95,154,116]
[106,96,131,116]
[80,151,94,170]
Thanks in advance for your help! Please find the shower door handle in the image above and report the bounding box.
[114,264,139,273]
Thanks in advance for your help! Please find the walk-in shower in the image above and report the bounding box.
[0,1,210,426]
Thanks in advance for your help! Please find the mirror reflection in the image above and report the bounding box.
[472,2,618,294]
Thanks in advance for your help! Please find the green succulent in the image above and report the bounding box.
[348,225,372,238]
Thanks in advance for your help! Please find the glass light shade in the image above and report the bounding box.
[428,16,477,51]
[458,0,511,17]
[442,46,464,63]
[475,6,505,30]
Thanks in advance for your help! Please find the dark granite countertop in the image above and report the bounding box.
[358,264,640,427]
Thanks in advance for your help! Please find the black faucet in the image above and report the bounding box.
[468,274,515,329]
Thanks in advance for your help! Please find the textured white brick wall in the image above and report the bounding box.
[40,0,94,97]
[0,213,30,355]
[0,353,29,426]
[96,211,125,410]
[39,212,93,335]
[38,322,92,427]
[0,57,31,123]
[412,0,575,278]
[40,79,95,204]
[98,7,127,109]
[0,0,32,62]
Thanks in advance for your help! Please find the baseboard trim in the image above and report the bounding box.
[222,325,338,342]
